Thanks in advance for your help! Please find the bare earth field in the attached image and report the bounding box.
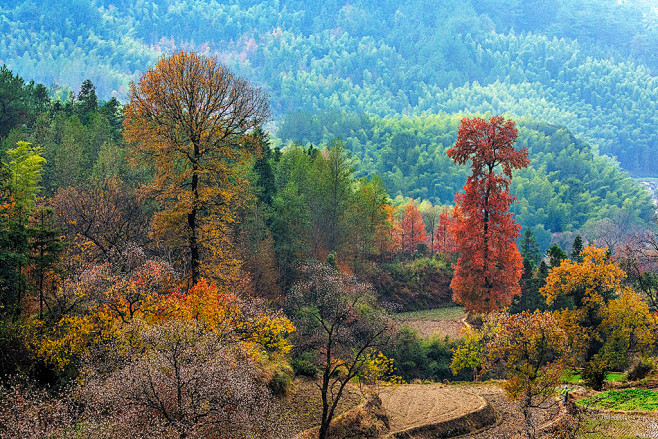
[395,307,467,339]
[379,384,486,433]
[284,378,363,433]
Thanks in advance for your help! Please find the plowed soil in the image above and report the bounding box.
[401,319,466,339]
[379,384,485,433]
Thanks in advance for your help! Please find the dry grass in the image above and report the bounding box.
[395,306,467,339]
[282,377,364,434]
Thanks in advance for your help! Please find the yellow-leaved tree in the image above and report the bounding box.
[540,245,657,389]
[123,50,270,287]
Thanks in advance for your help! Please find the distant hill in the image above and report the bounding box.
[276,111,654,249]
[1,0,657,174]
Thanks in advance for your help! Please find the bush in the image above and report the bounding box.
[369,258,452,311]
[627,357,654,381]
[268,363,294,397]
[383,327,473,382]
[290,351,319,377]
[582,359,606,391]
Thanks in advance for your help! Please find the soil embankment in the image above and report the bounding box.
[379,384,495,438]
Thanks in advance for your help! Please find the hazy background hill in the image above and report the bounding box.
[1,0,657,176]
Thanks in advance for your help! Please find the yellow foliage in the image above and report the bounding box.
[541,245,625,305]
[361,351,404,385]
[540,244,656,367]
[35,277,295,372]
[601,288,657,356]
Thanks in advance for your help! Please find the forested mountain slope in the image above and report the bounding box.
[1,0,657,174]
[277,111,654,249]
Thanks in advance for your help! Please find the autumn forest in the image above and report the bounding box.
[2,1,658,439]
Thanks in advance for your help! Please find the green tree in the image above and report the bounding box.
[27,205,66,320]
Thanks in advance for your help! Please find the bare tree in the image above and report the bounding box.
[83,320,287,439]
[289,263,392,439]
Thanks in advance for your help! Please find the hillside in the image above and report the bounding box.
[1,0,657,174]
[277,112,654,249]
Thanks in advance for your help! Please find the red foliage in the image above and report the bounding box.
[397,200,428,254]
[447,116,529,313]
[435,208,457,255]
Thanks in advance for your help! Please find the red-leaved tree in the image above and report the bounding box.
[397,200,428,255]
[447,116,529,313]
[435,208,457,257]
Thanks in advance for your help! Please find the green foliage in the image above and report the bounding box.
[290,351,320,377]
[4,141,45,210]
[268,363,294,397]
[369,258,452,311]
[0,163,29,318]
[278,113,653,245]
[1,1,657,175]
[383,327,472,382]
[0,65,48,139]
[577,389,658,411]
[627,358,654,382]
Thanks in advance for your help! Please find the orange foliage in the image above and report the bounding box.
[435,208,457,255]
[396,200,428,254]
[447,116,529,313]
[376,203,398,257]
[540,245,656,365]
[123,50,269,287]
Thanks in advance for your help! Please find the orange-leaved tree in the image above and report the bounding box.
[124,51,269,287]
[448,116,529,313]
[540,244,657,389]
[452,311,571,439]
[396,199,428,255]
[435,207,457,257]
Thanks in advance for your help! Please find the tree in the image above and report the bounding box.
[346,175,391,266]
[447,116,529,313]
[419,201,440,257]
[571,235,584,262]
[75,79,98,123]
[5,142,46,211]
[519,229,541,267]
[397,199,428,255]
[540,245,655,389]
[0,163,28,318]
[546,243,568,268]
[453,311,571,439]
[0,66,48,139]
[315,140,353,255]
[52,178,148,269]
[435,207,457,257]
[27,204,66,320]
[617,233,658,311]
[82,321,289,439]
[124,51,269,287]
[289,263,392,439]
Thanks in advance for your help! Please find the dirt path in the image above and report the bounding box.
[379,384,488,434]
[460,385,561,438]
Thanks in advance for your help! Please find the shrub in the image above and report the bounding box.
[291,350,319,377]
[383,327,472,382]
[582,358,606,391]
[627,357,654,381]
[268,363,294,396]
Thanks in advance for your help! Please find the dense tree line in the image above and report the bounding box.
[278,111,654,251]
[0,0,657,173]
[1,48,658,437]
